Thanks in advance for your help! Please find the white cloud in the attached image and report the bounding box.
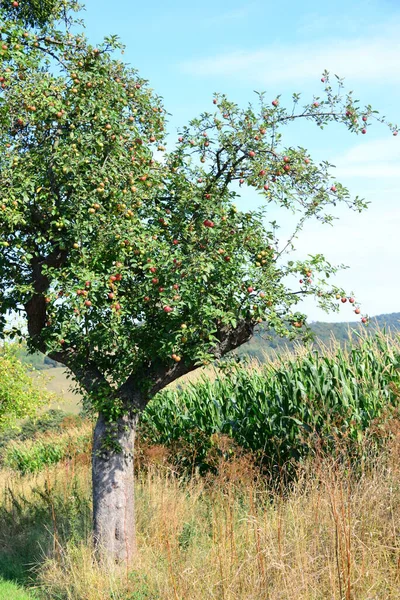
[333,136,400,179]
[180,29,400,86]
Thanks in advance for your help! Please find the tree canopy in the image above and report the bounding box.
[0,1,397,418]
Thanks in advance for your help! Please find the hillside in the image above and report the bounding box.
[238,312,400,361]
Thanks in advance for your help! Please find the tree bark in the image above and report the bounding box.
[92,411,138,563]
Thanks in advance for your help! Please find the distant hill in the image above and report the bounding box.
[237,312,400,362]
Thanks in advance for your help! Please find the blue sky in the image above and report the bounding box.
[82,0,400,322]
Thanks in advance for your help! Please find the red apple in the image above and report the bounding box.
[213,98,217,104]
[108,292,114,299]
[304,158,310,164]
[84,300,92,307]
[203,219,215,228]
[361,128,367,134]
[349,297,355,304]
[151,278,159,284]
[283,156,290,163]
[361,317,367,323]
[150,267,157,273]
[362,116,367,122]
[341,297,347,303]
[264,183,269,191]
[144,296,150,302]
[173,239,179,245]
[259,169,266,176]
[247,286,254,293]
[272,99,279,107]
[331,185,337,192]
[249,151,255,158]
[163,306,173,313]
[354,308,360,314]
[239,178,245,184]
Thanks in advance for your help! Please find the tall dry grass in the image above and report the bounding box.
[1,428,399,600]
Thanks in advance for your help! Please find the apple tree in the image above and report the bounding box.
[0,0,397,562]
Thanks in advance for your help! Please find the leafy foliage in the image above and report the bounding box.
[0,344,52,429]
[0,1,397,417]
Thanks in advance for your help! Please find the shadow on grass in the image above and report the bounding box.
[0,473,91,588]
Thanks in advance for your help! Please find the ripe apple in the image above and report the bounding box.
[263,184,269,191]
[150,267,157,273]
[331,185,337,192]
[203,219,215,228]
[361,317,367,323]
[393,131,398,136]
[173,239,179,245]
[313,102,319,107]
[247,286,254,293]
[158,287,165,292]
[283,156,290,163]
[239,179,245,184]
[152,278,159,284]
[114,303,121,311]
[272,99,279,107]
[362,116,367,122]
[321,77,325,82]
[248,151,255,158]
[349,297,355,304]
[341,297,347,303]
[108,292,114,299]
[213,98,217,104]
[304,158,310,164]
[354,308,360,314]
[163,306,173,313]
[259,169,266,176]
[144,296,150,302]
[84,300,92,307]
[115,273,122,281]
[361,128,367,134]
[283,164,290,172]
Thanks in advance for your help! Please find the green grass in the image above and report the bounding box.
[0,578,37,599]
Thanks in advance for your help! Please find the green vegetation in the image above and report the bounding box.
[0,578,36,599]
[239,311,400,361]
[141,331,400,475]
[0,345,54,430]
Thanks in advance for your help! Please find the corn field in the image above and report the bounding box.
[141,331,400,473]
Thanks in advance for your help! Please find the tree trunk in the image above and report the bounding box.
[92,411,138,563]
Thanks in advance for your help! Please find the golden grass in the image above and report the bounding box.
[1,432,399,600]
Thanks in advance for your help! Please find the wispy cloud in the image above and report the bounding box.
[333,137,400,179]
[180,26,400,86]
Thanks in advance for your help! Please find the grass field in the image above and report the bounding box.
[0,578,36,599]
